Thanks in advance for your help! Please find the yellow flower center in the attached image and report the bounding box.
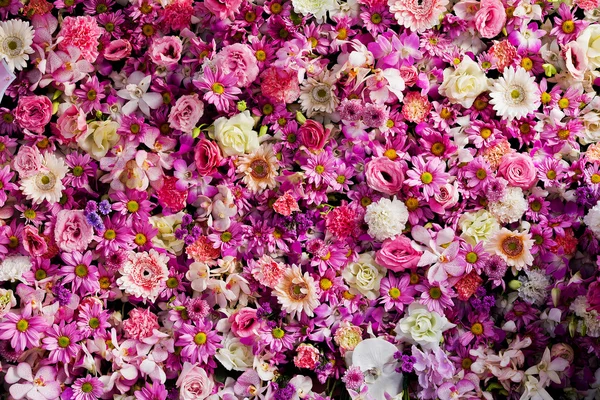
[104,229,116,240]
[562,20,575,34]
[194,332,207,345]
[388,287,401,299]
[58,335,71,348]
[272,327,285,339]
[421,172,433,184]
[212,83,225,94]
[16,319,29,332]
[320,278,332,290]
[471,322,484,335]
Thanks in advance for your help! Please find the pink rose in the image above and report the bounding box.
[12,146,43,178]
[214,44,259,88]
[299,120,330,152]
[497,153,537,189]
[204,0,243,20]
[150,36,183,67]
[563,42,588,81]
[103,39,132,61]
[399,65,418,87]
[229,307,260,338]
[23,225,49,258]
[365,157,404,195]
[430,182,459,213]
[168,94,204,134]
[375,235,422,272]
[177,362,214,400]
[194,138,222,176]
[15,95,53,134]
[54,210,94,253]
[474,0,506,39]
[53,105,87,143]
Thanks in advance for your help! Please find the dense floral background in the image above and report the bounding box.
[1,0,600,399]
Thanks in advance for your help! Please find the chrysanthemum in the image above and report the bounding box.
[117,249,169,303]
[20,153,69,205]
[0,304,47,352]
[365,197,409,241]
[388,0,448,33]
[71,376,104,400]
[76,302,110,338]
[42,321,82,364]
[60,251,100,296]
[175,320,221,367]
[485,228,534,270]
[405,156,449,201]
[274,265,319,318]
[0,255,31,283]
[299,70,339,117]
[236,144,279,193]
[489,66,540,120]
[0,19,34,72]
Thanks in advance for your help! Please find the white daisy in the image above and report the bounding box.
[0,20,35,73]
[299,70,339,117]
[20,153,69,205]
[489,66,540,120]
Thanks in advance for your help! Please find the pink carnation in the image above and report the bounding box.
[388,0,449,33]
[251,255,286,289]
[122,308,160,340]
[214,44,259,88]
[58,16,103,63]
[162,0,194,31]
[204,0,243,19]
[54,210,94,253]
[260,67,301,104]
[294,344,320,369]
[325,204,359,239]
[273,191,300,216]
[168,94,204,134]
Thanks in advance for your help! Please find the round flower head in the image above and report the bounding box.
[489,67,540,120]
[299,70,339,117]
[71,376,104,400]
[485,228,534,271]
[117,249,169,303]
[388,0,449,33]
[274,265,320,318]
[365,197,409,241]
[0,19,34,72]
[236,144,279,193]
[19,153,69,205]
[487,186,528,224]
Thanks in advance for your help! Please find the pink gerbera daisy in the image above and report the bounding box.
[0,304,48,352]
[388,0,449,33]
[405,156,450,201]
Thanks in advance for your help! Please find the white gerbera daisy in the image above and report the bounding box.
[485,228,534,271]
[20,153,69,205]
[489,66,540,120]
[299,70,339,117]
[274,265,319,318]
[236,144,279,193]
[0,20,35,73]
[365,197,409,241]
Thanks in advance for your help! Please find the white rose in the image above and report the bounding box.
[342,253,386,300]
[577,24,600,70]
[213,111,259,156]
[458,209,500,245]
[149,212,185,254]
[581,111,600,144]
[215,334,253,371]
[77,120,120,160]
[438,57,488,108]
[395,303,456,349]
[292,0,337,22]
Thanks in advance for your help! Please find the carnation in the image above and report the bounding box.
[584,201,600,239]
[364,197,409,241]
[57,16,103,63]
[292,0,337,22]
[122,308,160,340]
[0,256,31,283]
[518,269,550,305]
[488,187,528,224]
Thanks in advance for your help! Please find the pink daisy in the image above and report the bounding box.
[388,0,449,33]
[0,304,48,352]
[405,156,450,201]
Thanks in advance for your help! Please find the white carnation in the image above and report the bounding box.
[518,269,550,305]
[488,187,527,224]
[364,197,408,241]
[0,256,32,282]
[584,201,600,239]
[291,0,337,22]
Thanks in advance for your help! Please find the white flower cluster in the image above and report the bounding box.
[584,201,600,239]
[518,269,550,305]
[488,187,528,224]
[365,197,409,241]
[0,255,32,282]
[570,296,600,338]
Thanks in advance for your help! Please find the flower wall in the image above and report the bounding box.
[0,0,600,399]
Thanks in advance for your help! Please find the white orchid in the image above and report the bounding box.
[117,71,163,116]
[351,338,403,400]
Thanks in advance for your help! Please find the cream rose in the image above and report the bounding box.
[149,212,185,255]
[213,111,259,156]
[77,120,120,160]
[458,209,500,245]
[342,253,386,300]
[439,57,488,108]
[576,24,600,70]
[215,334,253,371]
[581,111,600,144]
[394,303,456,349]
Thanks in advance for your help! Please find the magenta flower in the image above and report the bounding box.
[42,321,82,364]
[194,67,241,112]
[405,156,449,201]
[60,250,100,296]
[175,320,221,367]
[380,273,417,312]
[70,376,105,400]
[0,304,48,352]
